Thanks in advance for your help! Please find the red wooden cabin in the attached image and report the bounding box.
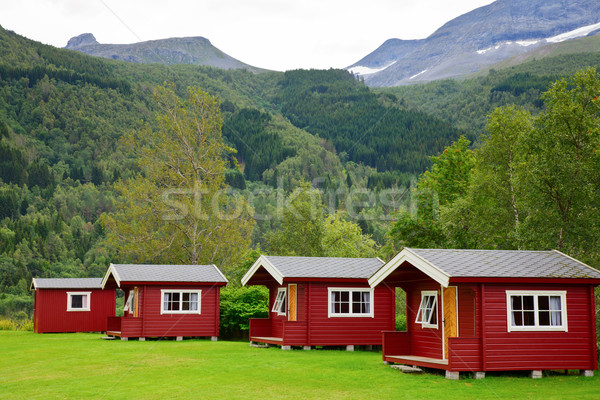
[369,248,600,379]
[31,278,116,333]
[241,255,394,350]
[101,263,228,341]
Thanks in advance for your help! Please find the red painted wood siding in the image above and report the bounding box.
[448,337,482,371]
[33,288,115,333]
[457,285,477,338]
[303,282,394,346]
[481,283,596,371]
[405,282,444,359]
[121,285,221,338]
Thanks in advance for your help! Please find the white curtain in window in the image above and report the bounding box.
[549,296,562,325]
[81,295,88,309]
[124,292,134,312]
[362,292,370,313]
[190,293,198,311]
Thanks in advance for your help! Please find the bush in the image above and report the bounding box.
[0,317,33,331]
[396,314,407,331]
[220,286,268,340]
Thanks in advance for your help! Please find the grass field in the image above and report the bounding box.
[1,331,598,399]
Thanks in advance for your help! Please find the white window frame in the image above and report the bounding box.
[67,291,91,312]
[272,287,287,316]
[506,290,567,332]
[415,291,438,329]
[160,290,201,315]
[328,287,374,318]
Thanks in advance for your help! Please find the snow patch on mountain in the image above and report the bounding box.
[347,61,396,76]
[409,69,429,80]
[546,21,600,43]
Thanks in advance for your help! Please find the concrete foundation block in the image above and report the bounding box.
[176,336,183,342]
[383,361,392,365]
[211,336,218,342]
[346,345,355,352]
[281,345,291,351]
[473,371,485,379]
[445,371,460,380]
[303,346,312,351]
[530,370,542,379]
[581,370,594,377]
[120,337,128,341]
[138,337,145,341]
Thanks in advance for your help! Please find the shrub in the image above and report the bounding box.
[220,286,268,340]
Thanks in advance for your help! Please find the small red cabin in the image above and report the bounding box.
[369,248,600,379]
[101,263,228,341]
[31,278,116,333]
[241,255,394,350]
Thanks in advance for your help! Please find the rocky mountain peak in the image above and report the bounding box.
[65,33,98,49]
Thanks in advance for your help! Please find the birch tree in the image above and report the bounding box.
[102,84,254,266]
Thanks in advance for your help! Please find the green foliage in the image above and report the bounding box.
[219,286,268,339]
[266,183,378,257]
[102,84,254,266]
[276,69,469,174]
[223,108,295,181]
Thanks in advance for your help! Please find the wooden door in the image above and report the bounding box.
[288,284,297,321]
[133,286,140,318]
[443,286,458,359]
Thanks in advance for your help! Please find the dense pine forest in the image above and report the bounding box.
[1,24,600,327]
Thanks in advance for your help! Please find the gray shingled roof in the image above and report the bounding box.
[263,256,384,279]
[31,278,103,289]
[408,248,600,279]
[108,264,228,284]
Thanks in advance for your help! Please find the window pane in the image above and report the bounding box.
[539,311,550,326]
[341,292,349,302]
[549,296,561,311]
[511,296,522,311]
[523,311,535,325]
[340,302,349,313]
[182,292,190,310]
[550,311,562,326]
[522,296,534,310]
[512,311,523,326]
[71,295,83,308]
[352,292,361,303]
[430,302,437,324]
[190,293,198,311]
[352,302,361,313]
[538,296,549,311]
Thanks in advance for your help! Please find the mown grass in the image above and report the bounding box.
[1,331,598,399]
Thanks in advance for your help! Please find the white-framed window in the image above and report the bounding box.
[160,290,201,315]
[67,291,91,312]
[328,288,374,318]
[272,287,287,316]
[506,290,567,332]
[415,291,438,328]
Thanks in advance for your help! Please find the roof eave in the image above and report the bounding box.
[368,248,451,288]
[241,255,283,286]
[101,263,121,289]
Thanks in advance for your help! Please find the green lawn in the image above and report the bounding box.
[1,331,598,399]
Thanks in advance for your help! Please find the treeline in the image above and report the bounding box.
[275,69,469,174]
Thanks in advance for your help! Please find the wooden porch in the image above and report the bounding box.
[382,331,483,372]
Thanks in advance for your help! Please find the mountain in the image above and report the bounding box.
[65,33,266,72]
[348,0,600,86]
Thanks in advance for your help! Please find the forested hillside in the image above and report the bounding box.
[381,52,600,135]
[0,26,466,317]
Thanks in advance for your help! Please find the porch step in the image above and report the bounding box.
[250,343,269,348]
[390,365,423,374]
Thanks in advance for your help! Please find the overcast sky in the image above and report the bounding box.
[2,0,495,71]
